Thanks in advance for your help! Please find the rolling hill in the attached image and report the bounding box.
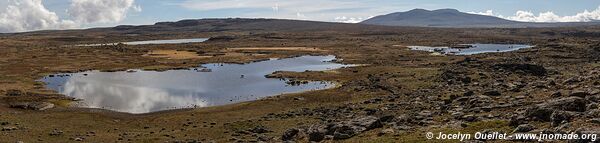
[361,9,600,28]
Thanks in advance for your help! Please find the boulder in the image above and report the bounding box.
[307,125,327,142]
[282,128,300,141]
[550,111,574,127]
[536,97,586,112]
[570,90,591,98]
[306,116,384,141]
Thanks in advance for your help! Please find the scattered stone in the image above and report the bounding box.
[49,129,63,136]
[493,63,547,76]
[9,102,55,111]
[249,126,270,134]
[1,126,18,131]
[513,124,534,133]
[378,128,395,136]
[5,89,23,96]
[305,116,383,141]
[293,97,305,101]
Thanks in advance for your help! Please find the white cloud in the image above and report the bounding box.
[132,5,142,12]
[470,6,600,22]
[0,0,140,33]
[0,0,77,33]
[334,16,373,23]
[68,0,139,23]
[469,10,495,16]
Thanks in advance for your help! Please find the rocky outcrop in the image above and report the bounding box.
[296,116,384,142]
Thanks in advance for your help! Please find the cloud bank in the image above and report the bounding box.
[68,0,136,23]
[470,6,600,22]
[179,0,384,23]
[0,0,140,33]
[0,0,76,33]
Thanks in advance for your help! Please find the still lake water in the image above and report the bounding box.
[77,38,209,46]
[408,44,533,55]
[40,55,351,113]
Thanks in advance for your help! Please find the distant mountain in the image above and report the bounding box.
[361,9,600,28]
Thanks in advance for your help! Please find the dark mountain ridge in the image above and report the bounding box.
[361,9,600,28]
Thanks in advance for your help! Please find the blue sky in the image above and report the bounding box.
[2,0,600,32]
[62,0,600,24]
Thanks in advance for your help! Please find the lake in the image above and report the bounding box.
[408,44,534,55]
[76,38,209,46]
[40,55,352,113]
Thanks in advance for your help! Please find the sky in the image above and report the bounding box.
[1,0,600,33]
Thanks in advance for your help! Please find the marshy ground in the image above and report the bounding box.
[1,19,600,142]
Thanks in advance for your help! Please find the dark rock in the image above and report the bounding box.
[563,77,582,84]
[249,126,270,134]
[493,63,547,76]
[589,118,600,124]
[535,97,586,112]
[331,126,356,139]
[587,103,599,111]
[1,126,18,131]
[570,90,591,98]
[483,90,502,96]
[282,128,300,141]
[396,114,413,123]
[207,36,236,42]
[5,90,23,96]
[551,91,562,97]
[462,114,478,122]
[525,107,555,121]
[551,110,574,127]
[587,109,600,118]
[379,115,395,123]
[364,108,378,115]
[329,116,383,140]
[307,125,327,142]
[305,116,384,141]
[463,91,475,96]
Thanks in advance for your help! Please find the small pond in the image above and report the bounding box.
[77,38,209,46]
[408,44,534,55]
[40,55,352,113]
